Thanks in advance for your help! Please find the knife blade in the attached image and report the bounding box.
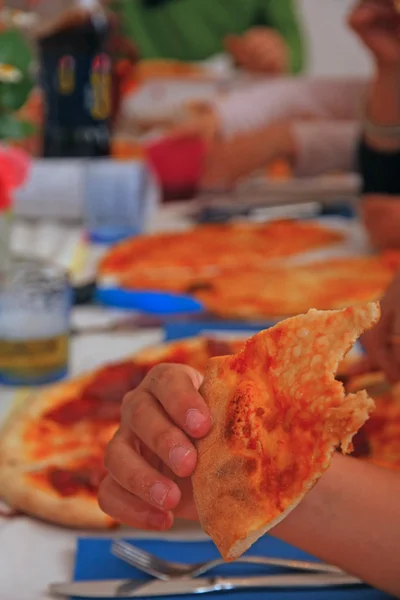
[49,573,363,598]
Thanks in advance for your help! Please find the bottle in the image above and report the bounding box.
[36,0,112,158]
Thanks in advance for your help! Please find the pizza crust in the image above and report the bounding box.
[0,374,95,467]
[0,463,114,529]
[193,304,380,560]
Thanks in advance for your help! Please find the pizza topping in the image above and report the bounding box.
[44,362,149,426]
[186,281,214,294]
[45,396,98,425]
[49,464,106,497]
[83,361,147,403]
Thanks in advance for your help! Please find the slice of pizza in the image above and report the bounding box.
[192,303,380,561]
[0,451,114,529]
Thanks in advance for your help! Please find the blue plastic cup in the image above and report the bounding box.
[83,158,159,244]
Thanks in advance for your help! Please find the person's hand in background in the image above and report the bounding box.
[362,196,400,250]
[98,364,210,530]
[349,0,400,67]
[358,272,400,383]
[225,27,289,75]
[202,121,296,188]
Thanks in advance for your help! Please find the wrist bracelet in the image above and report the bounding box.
[363,114,400,140]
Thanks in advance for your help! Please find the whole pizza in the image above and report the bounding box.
[98,220,400,318]
[98,220,344,292]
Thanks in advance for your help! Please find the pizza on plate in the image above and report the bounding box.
[98,221,400,319]
[98,220,345,294]
[192,303,379,560]
[0,336,244,528]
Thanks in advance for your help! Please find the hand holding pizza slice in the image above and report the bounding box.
[99,303,400,596]
[192,303,380,560]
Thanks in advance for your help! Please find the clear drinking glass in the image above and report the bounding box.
[0,259,71,385]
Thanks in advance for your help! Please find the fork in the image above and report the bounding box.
[112,540,344,580]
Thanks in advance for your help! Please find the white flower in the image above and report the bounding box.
[0,63,23,84]
[0,8,37,29]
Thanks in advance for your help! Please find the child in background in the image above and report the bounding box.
[109,0,305,74]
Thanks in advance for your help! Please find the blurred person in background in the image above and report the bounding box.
[172,0,400,199]
[109,0,305,75]
[181,78,367,187]
[350,0,400,251]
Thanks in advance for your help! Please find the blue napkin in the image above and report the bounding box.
[73,536,391,600]
[164,321,275,341]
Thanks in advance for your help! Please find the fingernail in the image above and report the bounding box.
[185,409,208,433]
[169,445,192,470]
[150,482,169,507]
[148,511,168,530]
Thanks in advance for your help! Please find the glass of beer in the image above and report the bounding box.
[0,259,71,385]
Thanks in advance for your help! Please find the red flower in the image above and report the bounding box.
[0,176,11,211]
[0,144,30,212]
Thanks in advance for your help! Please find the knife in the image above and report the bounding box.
[49,573,363,598]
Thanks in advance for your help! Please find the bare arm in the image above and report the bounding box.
[202,119,359,186]
[274,453,400,596]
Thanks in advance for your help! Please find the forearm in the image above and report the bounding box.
[273,454,400,596]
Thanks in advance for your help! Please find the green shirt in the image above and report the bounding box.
[111,0,305,73]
